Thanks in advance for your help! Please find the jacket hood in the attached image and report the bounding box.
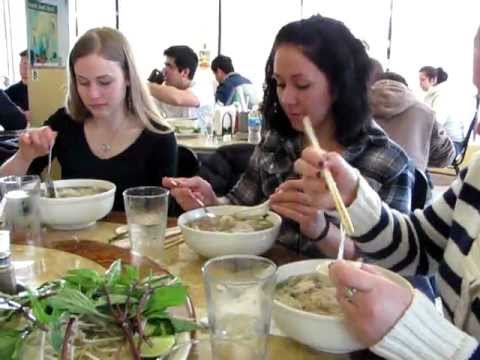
[369,80,416,119]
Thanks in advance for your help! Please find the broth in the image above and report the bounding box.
[186,214,274,233]
[275,272,342,316]
[44,185,108,198]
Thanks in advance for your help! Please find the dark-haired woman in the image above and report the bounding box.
[419,66,464,153]
[163,15,413,258]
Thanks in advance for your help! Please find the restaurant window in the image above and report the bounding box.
[74,0,116,37]
[221,0,302,92]
[118,0,218,81]
[302,0,391,66]
[391,0,479,135]
[0,0,27,87]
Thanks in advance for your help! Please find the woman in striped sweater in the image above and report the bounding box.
[293,26,480,360]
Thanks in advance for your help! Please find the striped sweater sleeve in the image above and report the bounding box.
[345,168,467,276]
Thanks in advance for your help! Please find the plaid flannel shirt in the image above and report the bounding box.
[225,125,414,257]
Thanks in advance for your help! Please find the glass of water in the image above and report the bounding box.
[202,255,277,360]
[0,175,42,243]
[123,186,169,263]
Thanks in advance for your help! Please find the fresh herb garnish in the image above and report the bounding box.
[0,260,196,359]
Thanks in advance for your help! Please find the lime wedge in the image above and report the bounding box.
[139,335,175,358]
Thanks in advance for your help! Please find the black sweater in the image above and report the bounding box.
[0,90,27,130]
[29,108,177,210]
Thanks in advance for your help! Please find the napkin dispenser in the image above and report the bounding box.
[212,105,237,141]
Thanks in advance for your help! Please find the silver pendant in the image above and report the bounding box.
[101,143,111,152]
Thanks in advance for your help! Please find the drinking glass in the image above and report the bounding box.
[202,255,277,360]
[0,175,41,243]
[123,186,169,263]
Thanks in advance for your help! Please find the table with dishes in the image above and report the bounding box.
[5,214,394,359]
[176,133,250,155]
[0,175,390,359]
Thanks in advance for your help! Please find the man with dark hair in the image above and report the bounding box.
[149,45,213,129]
[211,55,259,107]
[0,89,27,130]
[6,50,31,122]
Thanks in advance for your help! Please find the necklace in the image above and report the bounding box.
[98,123,124,153]
[100,143,112,153]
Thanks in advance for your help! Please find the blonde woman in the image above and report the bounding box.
[1,28,176,210]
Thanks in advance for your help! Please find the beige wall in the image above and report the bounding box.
[28,68,67,126]
[28,68,67,179]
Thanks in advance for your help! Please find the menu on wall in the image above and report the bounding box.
[26,0,68,68]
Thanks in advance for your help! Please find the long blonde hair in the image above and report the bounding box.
[66,27,171,133]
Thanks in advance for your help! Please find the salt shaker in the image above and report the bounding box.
[0,231,16,294]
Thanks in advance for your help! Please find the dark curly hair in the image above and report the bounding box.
[262,15,371,146]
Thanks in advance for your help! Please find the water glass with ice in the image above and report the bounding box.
[123,186,169,263]
[0,175,41,243]
[202,255,277,359]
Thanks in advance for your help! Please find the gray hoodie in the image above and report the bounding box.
[370,79,455,172]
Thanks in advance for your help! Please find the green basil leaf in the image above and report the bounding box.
[0,329,23,360]
[48,288,108,319]
[144,284,187,316]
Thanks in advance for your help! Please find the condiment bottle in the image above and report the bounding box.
[0,231,16,294]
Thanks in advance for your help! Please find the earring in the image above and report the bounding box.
[273,100,279,114]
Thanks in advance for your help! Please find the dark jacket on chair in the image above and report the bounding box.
[198,143,255,196]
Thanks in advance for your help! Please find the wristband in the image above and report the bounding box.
[316,214,330,241]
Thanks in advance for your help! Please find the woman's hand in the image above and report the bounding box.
[329,260,413,346]
[269,179,327,239]
[17,126,57,162]
[294,147,359,210]
[162,176,218,211]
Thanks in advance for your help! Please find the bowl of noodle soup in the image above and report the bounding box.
[272,259,413,354]
[177,205,281,258]
[40,179,115,230]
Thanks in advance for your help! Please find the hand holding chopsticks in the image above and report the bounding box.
[302,117,355,236]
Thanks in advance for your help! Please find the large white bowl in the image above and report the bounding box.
[177,205,281,258]
[273,259,413,354]
[40,179,116,230]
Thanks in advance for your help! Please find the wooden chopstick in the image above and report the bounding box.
[108,226,182,244]
[165,238,184,250]
[302,117,355,235]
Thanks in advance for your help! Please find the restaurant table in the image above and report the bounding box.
[176,134,249,155]
[10,214,382,360]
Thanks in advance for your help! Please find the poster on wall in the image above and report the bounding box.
[26,0,68,68]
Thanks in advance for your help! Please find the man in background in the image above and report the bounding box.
[211,55,259,107]
[0,89,27,130]
[149,45,213,130]
[6,50,31,123]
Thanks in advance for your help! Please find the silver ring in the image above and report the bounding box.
[345,287,357,302]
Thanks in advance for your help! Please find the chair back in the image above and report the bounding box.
[412,168,429,210]
[198,143,255,196]
[452,95,479,174]
[177,145,199,178]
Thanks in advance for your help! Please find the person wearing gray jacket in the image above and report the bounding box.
[369,72,455,172]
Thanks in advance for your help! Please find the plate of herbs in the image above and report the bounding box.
[0,259,197,359]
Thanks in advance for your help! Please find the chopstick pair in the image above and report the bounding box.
[302,117,355,239]
[164,236,184,250]
[109,226,183,245]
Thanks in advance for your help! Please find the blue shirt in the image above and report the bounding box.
[215,72,252,105]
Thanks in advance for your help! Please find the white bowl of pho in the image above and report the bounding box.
[273,259,413,354]
[40,179,115,230]
[177,205,281,258]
